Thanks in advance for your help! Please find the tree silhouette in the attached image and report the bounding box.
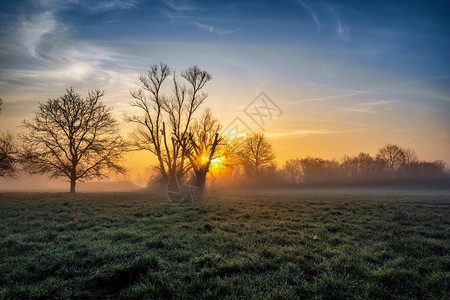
[341,155,359,178]
[183,108,222,189]
[402,147,418,166]
[240,132,275,174]
[341,153,378,179]
[127,63,212,188]
[21,88,127,193]
[282,159,303,185]
[356,152,376,175]
[0,99,18,177]
[377,144,405,174]
[0,132,17,177]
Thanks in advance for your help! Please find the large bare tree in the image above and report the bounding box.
[240,132,275,174]
[21,88,127,193]
[126,62,212,188]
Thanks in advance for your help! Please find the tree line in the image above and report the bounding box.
[0,63,448,193]
[214,134,448,188]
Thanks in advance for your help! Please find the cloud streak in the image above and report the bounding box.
[289,90,368,104]
[344,100,394,114]
[325,4,350,41]
[194,22,239,34]
[268,127,364,138]
[297,0,320,32]
[162,0,200,11]
[37,0,139,13]
[84,0,139,13]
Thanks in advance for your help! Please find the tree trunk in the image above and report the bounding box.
[195,171,207,190]
[70,178,76,193]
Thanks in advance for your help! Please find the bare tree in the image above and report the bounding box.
[0,132,17,177]
[341,153,378,178]
[356,152,376,175]
[126,63,212,188]
[240,132,275,174]
[376,144,405,173]
[282,159,303,185]
[402,147,418,166]
[184,108,222,189]
[341,155,358,178]
[0,99,18,177]
[21,88,127,193]
[300,157,340,184]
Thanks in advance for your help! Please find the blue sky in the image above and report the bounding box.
[1,0,449,79]
[0,0,449,180]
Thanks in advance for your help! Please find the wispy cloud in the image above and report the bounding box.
[194,22,239,35]
[289,90,368,103]
[161,9,176,23]
[344,100,394,114]
[325,4,350,41]
[0,10,69,69]
[37,0,139,13]
[85,0,139,13]
[268,127,363,138]
[0,6,138,112]
[335,16,349,40]
[195,22,214,32]
[19,11,67,60]
[395,75,450,87]
[162,0,200,11]
[297,0,320,32]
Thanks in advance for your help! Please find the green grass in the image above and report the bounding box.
[0,189,449,299]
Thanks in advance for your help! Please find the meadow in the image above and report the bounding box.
[0,189,449,299]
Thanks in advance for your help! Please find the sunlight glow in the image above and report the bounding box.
[201,153,226,173]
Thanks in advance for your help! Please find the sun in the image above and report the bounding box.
[200,153,226,173]
[210,155,225,171]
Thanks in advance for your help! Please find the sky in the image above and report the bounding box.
[0,0,449,187]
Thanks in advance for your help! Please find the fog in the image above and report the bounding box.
[0,174,141,192]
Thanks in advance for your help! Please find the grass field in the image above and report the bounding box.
[0,189,449,299]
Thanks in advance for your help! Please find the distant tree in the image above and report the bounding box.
[376,144,405,174]
[300,157,324,184]
[126,63,212,188]
[240,132,275,174]
[341,155,358,178]
[341,152,378,178]
[356,152,376,175]
[282,159,303,185]
[417,160,446,178]
[300,157,340,184]
[0,132,17,177]
[21,88,127,193]
[184,108,223,189]
[0,99,18,177]
[402,147,418,166]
